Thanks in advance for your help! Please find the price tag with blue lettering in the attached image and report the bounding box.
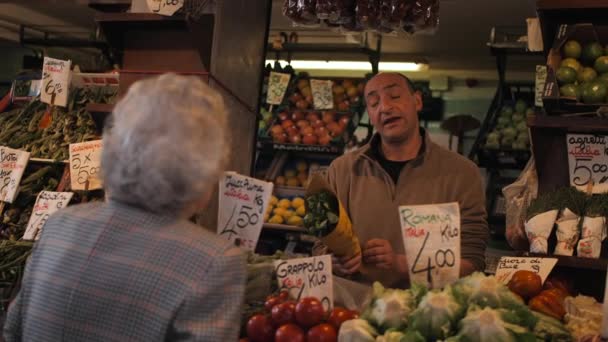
[217,172,273,251]
[22,191,74,241]
[567,133,608,193]
[0,146,30,203]
[399,202,460,289]
[273,255,333,312]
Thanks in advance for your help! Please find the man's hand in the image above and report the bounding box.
[363,239,396,270]
[332,252,362,276]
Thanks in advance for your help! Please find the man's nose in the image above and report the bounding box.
[378,96,393,114]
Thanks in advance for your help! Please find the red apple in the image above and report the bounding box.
[278,112,289,121]
[292,111,306,121]
[314,126,328,137]
[306,112,320,122]
[302,134,318,145]
[311,119,324,129]
[301,126,314,135]
[270,125,284,136]
[322,111,336,124]
[296,120,310,129]
[281,119,295,130]
[289,134,302,144]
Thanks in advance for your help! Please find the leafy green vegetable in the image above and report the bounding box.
[585,193,608,217]
[526,190,562,220]
[556,187,587,216]
[531,311,573,342]
[407,287,464,340]
[337,319,378,341]
[446,306,537,342]
[362,282,427,332]
[303,191,340,237]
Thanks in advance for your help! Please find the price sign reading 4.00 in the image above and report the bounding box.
[217,172,273,251]
[22,191,74,241]
[310,79,334,110]
[41,57,71,107]
[399,202,460,289]
[69,140,103,191]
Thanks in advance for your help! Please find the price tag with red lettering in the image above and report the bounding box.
[69,140,103,191]
[310,79,334,110]
[0,147,30,203]
[217,172,273,251]
[41,57,71,107]
[399,202,460,289]
[567,134,608,193]
[146,0,183,16]
[273,255,333,312]
[22,191,74,240]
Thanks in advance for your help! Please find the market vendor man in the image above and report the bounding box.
[323,72,488,288]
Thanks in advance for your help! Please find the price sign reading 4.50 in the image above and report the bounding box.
[146,0,183,16]
[22,191,74,241]
[567,134,608,193]
[41,57,71,107]
[69,140,102,191]
[399,202,460,289]
[0,146,30,204]
[310,79,334,110]
[217,172,273,251]
[266,72,291,105]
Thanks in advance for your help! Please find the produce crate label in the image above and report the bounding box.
[41,57,71,107]
[69,140,103,191]
[217,172,273,251]
[566,134,608,193]
[399,202,460,289]
[310,79,334,110]
[273,254,333,312]
[0,147,30,203]
[146,0,183,16]
[23,191,74,241]
[266,72,291,105]
[535,65,547,107]
[495,257,557,284]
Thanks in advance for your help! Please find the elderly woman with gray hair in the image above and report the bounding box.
[3,74,246,341]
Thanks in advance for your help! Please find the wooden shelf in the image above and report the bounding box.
[263,223,306,233]
[537,0,608,10]
[527,115,608,132]
[523,252,608,271]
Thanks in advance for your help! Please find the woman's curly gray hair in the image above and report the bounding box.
[101,73,229,215]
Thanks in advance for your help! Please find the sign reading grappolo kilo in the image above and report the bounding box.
[400,202,461,289]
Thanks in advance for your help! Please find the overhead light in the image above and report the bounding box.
[267,60,428,72]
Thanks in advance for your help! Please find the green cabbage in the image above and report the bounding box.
[446,306,537,342]
[362,282,426,332]
[452,272,526,310]
[407,287,464,340]
[338,319,379,342]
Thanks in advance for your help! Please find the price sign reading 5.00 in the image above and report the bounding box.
[69,140,103,191]
[217,172,273,251]
[567,134,608,193]
[399,202,461,289]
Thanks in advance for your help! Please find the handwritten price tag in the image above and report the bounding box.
[310,79,334,110]
[41,57,71,107]
[22,191,74,241]
[0,147,30,203]
[217,172,273,251]
[566,134,608,193]
[535,65,547,107]
[495,257,557,284]
[274,255,333,312]
[267,72,291,105]
[69,140,102,191]
[146,0,183,16]
[399,202,460,289]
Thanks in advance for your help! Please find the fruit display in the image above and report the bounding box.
[265,195,306,227]
[335,272,573,341]
[273,160,313,188]
[484,99,531,151]
[269,110,351,147]
[287,77,365,112]
[242,292,357,342]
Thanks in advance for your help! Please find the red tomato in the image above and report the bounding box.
[264,295,282,311]
[327,307,355,330]
[271,301,296,326]
[275,323,305,342]
[295,297,325,328]
[307,323,337,342]
[246,314,274,342]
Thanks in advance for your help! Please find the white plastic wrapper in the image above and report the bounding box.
[554,208,580,256]
[524,209,559,254]
[577,216,606,259]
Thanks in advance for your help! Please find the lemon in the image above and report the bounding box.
[269,196,278,206]
[282,209,295,220]
[269,215,284,224]
[296,205,305,216]
[266,205,274,214]
[291,197,305,208]
[278,199,291,209]
[287,215,303,226]
[273,207,286,217]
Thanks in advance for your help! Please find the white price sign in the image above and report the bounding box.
[147,0,183,16]
[22,191,74,241]
[69,140,102,191]
[310,79,334,110]
[566,134,608,193]
[266,72,291,105]
[399,202,460,289]
[41,57,71,107]
[495,257,557,284]
[217,172,273,251]
[535,65,547,107]
[0,147,30,203]
[274,255,333,312]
